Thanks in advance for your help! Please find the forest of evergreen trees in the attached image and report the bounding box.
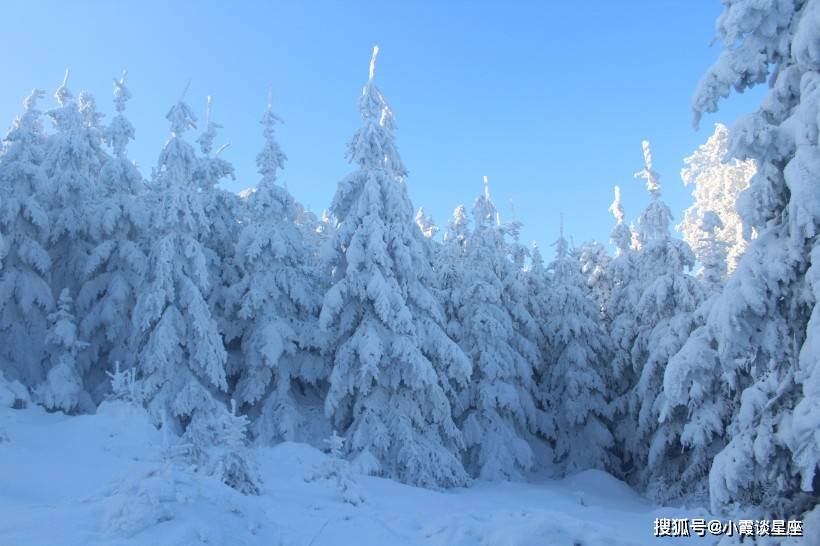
[1,0,818,528]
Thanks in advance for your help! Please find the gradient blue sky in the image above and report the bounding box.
[2,0,763,255]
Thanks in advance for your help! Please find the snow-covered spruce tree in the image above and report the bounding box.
[229,95,325,443]
[36,288,92,413]
[437,204,470,362]
[576,239,612,318]
[131,89,259,494]
[189,399,262,495]
[691,210,730,296]
[193,96,242,349]
[0,89,53,388]
[623,141,702,498]
[659,298,732,505]
[542,222,614,474]
[44,71,109,298]
[604,185,641,473]
[319,47,471,488]
[524,241,552,374]
[451,179,545,480]
[306,431,366,506]
[0,196,5,268]
[679,123,755,277]
[495,189,543,420]
[688,0,820,520]
[77,72,147,402]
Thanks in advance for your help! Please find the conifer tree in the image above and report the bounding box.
[437,205,470,360]
[193,96,241,346]
[0,89,53,387]
[678,123,755,276]
[44,71,108,297]
[688,0,820,519]
[605,185,641,472]
[452,179,544,480]
[576,239,612,318]
[415,207,438,239]
[130,87,256,493]
[542,222,613,474]
[496,190,542,414]
[623,142,702,496]
[229,94,325,443]
[77,71,147,401]
[36,288,91,413]
[319,47,471,488]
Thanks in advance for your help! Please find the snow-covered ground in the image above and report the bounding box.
[0,402,722,546]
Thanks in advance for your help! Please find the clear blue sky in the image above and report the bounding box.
[2,0,763,255]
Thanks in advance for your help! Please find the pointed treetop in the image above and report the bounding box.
[509,198,517,221]
[23,88,45,111]
[634,140,661,198]
[166,82,197,136]
[609,185,632,256]
[196,95,222,156]
[559,212,565,239]
[415,207,439,239]
[78,91,103,127]
[112,70,131,113]
[205,95,213,124]
[55,69,72,106]
[530,240,548,275]
[474,176,500,229]
[180,79,191,102]
[553,213,569,260]
[107,71,135,160]
[369,45,380,82]
[451,204,468,227]
[257,91,287,186]
[635,140,674,244]
[609,185,625,223]
[359,46,389,121]
[444,204,469,244]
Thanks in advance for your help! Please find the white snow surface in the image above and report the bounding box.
[0,402,718,546]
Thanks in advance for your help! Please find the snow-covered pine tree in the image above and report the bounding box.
[319,46,471,488]
[44,71,109,298]
[0,89,53,388]
[36,288,91,413]
[678,123,755,277]
[542,221,613,474]
[131,87,256,493]
[623,141,702,499]
[689,0,820,520]
[77,71,147,403]
[229,94,325,443]
[452,179,544,480]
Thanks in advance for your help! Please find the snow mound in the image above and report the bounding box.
[1,405,711,545]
